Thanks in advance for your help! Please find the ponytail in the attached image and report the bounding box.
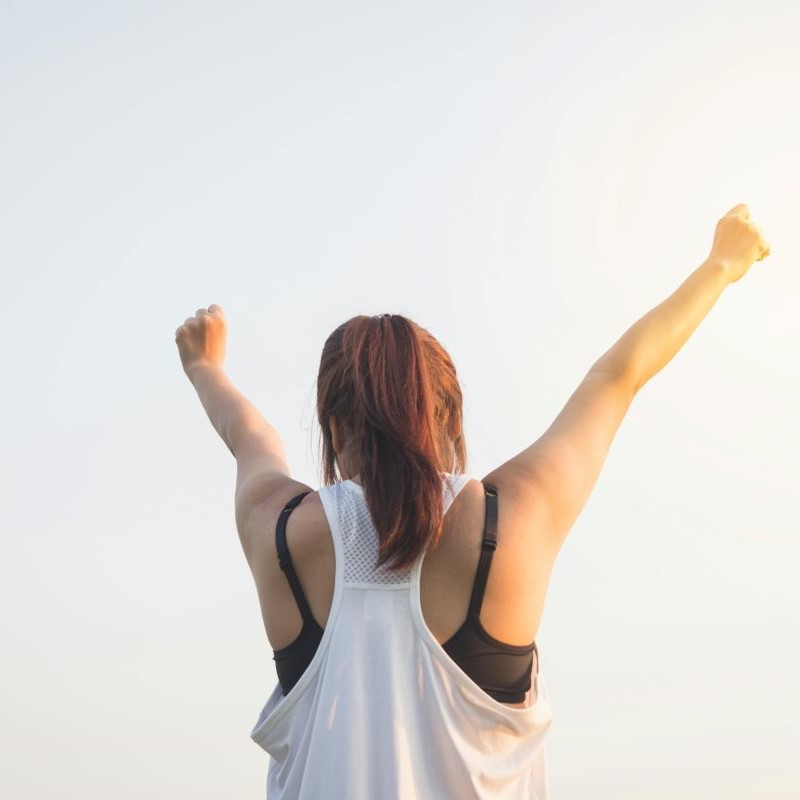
[316,313,467,570]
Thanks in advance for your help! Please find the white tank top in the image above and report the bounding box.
[249,472,554,799]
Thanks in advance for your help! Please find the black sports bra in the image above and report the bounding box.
[272,481,537,705]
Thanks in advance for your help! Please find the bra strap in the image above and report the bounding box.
[275,490,316,624]
[467,482,498,619]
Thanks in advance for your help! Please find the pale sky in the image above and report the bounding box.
[2,2,799,798]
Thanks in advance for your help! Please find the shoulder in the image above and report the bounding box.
[235,478,323,566]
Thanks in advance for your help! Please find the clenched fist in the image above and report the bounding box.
[175,304,227,379]
[708,204,771,284]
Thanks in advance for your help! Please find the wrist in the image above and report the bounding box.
[701,256,732,286]
[186,359,224,384]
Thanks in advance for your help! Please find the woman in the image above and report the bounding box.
[175,204,770,799]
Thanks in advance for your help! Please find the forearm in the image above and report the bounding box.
[187,362,270,457]
[594,258,730,393]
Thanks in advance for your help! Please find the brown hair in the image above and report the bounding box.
[316,313,467,571]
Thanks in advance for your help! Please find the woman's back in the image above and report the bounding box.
[251,472,559,710]
[249,472,555,798]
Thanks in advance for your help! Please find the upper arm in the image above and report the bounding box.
[482,366,637,553]
[232,420,312,557]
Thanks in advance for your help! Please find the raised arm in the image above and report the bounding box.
[484,204,771,554]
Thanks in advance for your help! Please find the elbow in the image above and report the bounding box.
[590,356,641,398]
